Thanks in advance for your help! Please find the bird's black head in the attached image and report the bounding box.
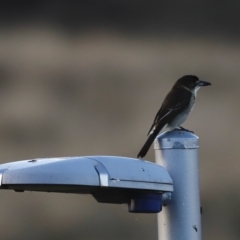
[174,75,211,91]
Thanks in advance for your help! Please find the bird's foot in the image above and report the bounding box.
[179,126,194,134]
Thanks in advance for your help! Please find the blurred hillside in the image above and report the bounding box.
[0,2,240,240]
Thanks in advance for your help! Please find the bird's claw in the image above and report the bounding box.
[179,126,194,134]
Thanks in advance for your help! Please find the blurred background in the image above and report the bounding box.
[0,1,239,239]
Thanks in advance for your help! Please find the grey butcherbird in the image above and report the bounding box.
[137,75,211,158]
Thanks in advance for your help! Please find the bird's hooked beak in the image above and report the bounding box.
[197,80,211,87]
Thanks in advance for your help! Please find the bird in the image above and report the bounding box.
[137,75,211,158]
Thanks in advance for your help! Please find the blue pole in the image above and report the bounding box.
[155,129,202,240]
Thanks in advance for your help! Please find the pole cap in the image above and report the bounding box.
[154,129,199,150]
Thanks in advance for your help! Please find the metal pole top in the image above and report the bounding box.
[155,130,202,240]
[154,129,199,150]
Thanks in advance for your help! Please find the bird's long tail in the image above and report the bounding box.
[137,130,159,158]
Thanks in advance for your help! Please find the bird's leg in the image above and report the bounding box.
[179,126,194,134]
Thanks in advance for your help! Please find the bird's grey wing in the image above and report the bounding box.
[147,88,192,136]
